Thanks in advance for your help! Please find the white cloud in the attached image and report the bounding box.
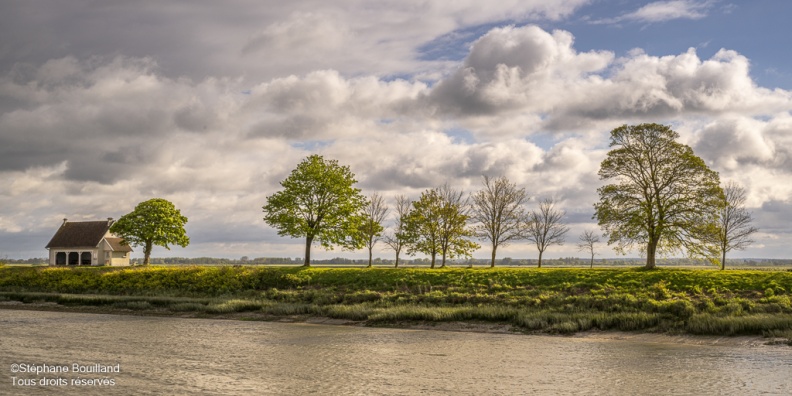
[2,20,792,260]
[594,0,714,24]
[428,25,614,117]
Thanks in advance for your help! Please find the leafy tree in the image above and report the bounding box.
[436,184,479,267]
[263,155,367,267]
[576,230,600,269]
[525,198,569,268]
[110,198,190,265]
[360,192,389,268]
[383,195,412,268]
[470,175,529,268]
[594,123,723,269]
[404,188,444,268]
[713,181,758,270]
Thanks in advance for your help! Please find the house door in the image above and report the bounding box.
[68,252,79,265]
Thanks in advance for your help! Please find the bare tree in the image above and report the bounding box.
[715,181,758,270]
[525,198,569,268]
[470,175,529,268]
[577,230,601,269]
[383,195,411,268]
[360,193,389,268]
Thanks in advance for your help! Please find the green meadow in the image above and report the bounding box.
[1,265,791,342]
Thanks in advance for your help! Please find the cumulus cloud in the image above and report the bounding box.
[428,25,613,117]
[2,16,792,260]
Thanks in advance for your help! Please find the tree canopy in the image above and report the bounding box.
[435,184,479,267]
[594,123,723,269]
[577,230,600,269]
[525,197,569,268]
[712,181,758,270]
[110,198,190,265]
[360,192,389,267]
[383,195,411,268]
[263,154,367,266]
[470,175,529,268]
[403,188,444,268]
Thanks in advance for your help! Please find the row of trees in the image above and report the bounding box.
[264,123,758,270]
[262,155,575,268]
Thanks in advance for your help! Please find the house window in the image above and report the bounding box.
[55,252,66,265]
[68,252,79,265]
[81,252,92,265]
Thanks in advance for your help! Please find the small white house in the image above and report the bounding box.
[46,218,132,266]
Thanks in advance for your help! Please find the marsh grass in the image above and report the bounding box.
[687,314,792,335]
[1,266,792,338]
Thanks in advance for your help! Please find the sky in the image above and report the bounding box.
[2,0,791,261]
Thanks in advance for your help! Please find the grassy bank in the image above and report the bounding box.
[1,265,791,342]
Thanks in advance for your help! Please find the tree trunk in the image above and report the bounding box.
[367,248,373,268]
[430,253,436,269]
[537,250,543,268]
[590,253,594,269]
[721,249,726,271]
[490,245,497,268]
[440,251,447,268]
[304,236,313,267]
[394,252,400,268]
[645,240,657,269]
[143,241,152,265]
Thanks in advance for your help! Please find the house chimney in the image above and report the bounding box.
[107,217,114,226]
[62,218,68,227]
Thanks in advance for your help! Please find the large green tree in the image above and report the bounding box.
[263,155,367,266]
[110,198,190,265]
[403,188,443,268]
[404,185,478,268]
[594,123,723,269]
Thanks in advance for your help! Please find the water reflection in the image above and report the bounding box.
[1,310,790,395]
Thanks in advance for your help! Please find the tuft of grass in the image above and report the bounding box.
[169,302,208,312]
[261,303,316,316]
[114,301,153,310]
[205,299,267,313]
[687,314,792,335]
[322,304,374,321]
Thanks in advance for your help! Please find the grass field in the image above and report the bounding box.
[1,265,790,342]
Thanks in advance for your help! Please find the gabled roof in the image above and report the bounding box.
[105,237,133,252]
[46,221,111,249]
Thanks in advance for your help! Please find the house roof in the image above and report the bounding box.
[105,237,133,252]
[46,221,112,249]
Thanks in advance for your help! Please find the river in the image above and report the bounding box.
[1,310,790,395]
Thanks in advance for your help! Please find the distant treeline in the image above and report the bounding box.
[5,256,791,267]
[1,258,47,264]
[124,257,792,266]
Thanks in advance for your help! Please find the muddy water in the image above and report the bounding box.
[1,310,790,395]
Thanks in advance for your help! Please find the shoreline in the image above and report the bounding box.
[1,301,784,348]
[2,266,791,345]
